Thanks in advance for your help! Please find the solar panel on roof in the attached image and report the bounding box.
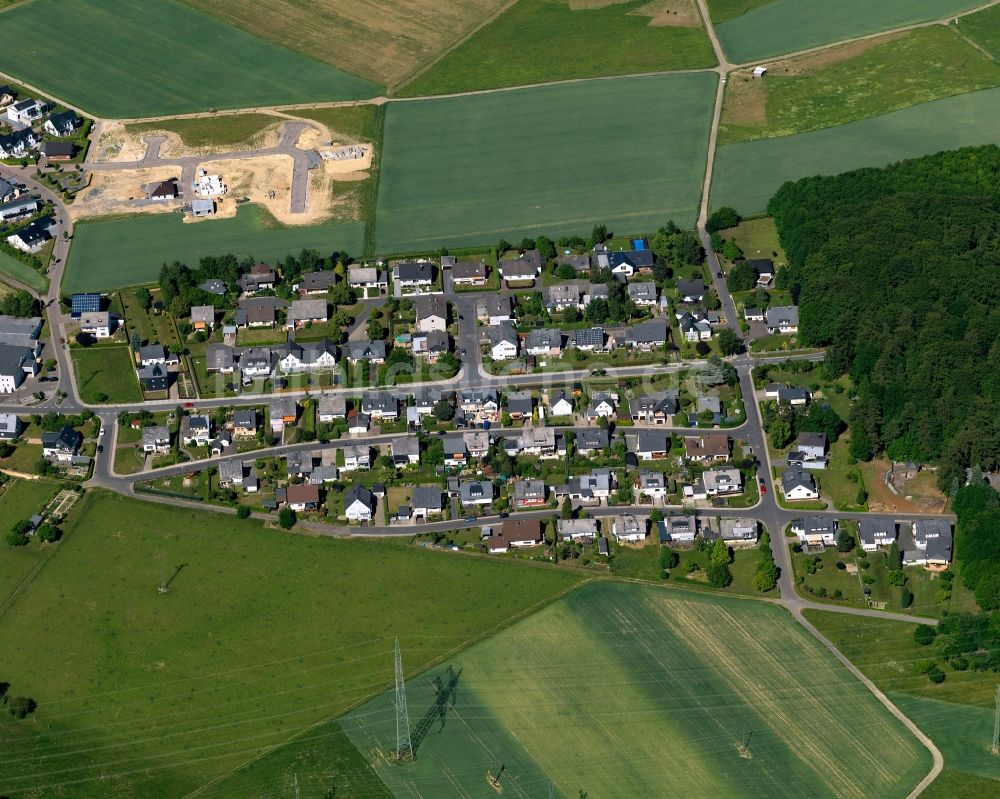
[70,293,101,318]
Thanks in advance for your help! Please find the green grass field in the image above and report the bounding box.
[708,0,776,24]
[63,206,365,293]
[961,5,1000,58]
[0,479,62,603]
[0,491,581,798]
[0,0,379,118]
[340,582,931,798]
[70,346,142,403]
[711,86,1000,215]
[398,0,715,97]
[377,73,716,252]
[719,27,1000,144]
[0,251,48,293]
[125,114,280,149]
[714,0,981,64]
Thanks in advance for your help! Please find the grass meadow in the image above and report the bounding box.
[0,491,581,798]
[70,346,143,403]
[719,27,1000,144]
[714,0,982,64]
[398,0,715,97]
[124,114,280,149]
[961,4,1000,58]
[340,582,931,798]
[0,478,63,604]
[63,206,364,293]
[376,73,716,253]
[711,87,1000,215]
[0,0,379,118]
[0,251,48,293]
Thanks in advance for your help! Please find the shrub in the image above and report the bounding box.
[916,659,935,674]
[927,666,945,684]
[236,506,251,520]
[949,656,969,671]
[832,589,843,599]
[7,696,36,719]
[706,562,732,589]
[278,508,296,529]
[861,573,876,585]
[900,587,913,608]
[913,624,937,646]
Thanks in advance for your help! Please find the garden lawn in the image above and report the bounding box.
[711,87,1000,215]
[719,27,1000,144]
[714,0,981,64]
[0,251,47,293]
[725,216,787,266]
[0,0,379,118]
[0,491,581,798]
[70,346,142,403]
[340,582,932,798]
[398,0,715,96]
[63,206,365,293]
[376,73,716,252]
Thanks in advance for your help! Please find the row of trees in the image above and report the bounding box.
[0,289,39,318]
[768,145,1000,487]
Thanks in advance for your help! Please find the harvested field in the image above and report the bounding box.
[719,27,1000,144]
[183,0,510,89]
[715,0,982,64]
[711,87,1000,215]
[377,73,715,252]
[0,0,379,118]
[340,582,932,798]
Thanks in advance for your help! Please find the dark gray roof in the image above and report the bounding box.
[345,484,374,510]
[411,486,443,511]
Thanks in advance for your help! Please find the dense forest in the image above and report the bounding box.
[768,145,1000,489]
[952,480,1000,611]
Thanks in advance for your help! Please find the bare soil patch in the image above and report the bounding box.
[860,459,947,514]
[92,121,148,164]
[192,156,296,224]
[71,167,182,220]
[721,73,768,127]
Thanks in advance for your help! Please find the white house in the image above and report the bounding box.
[765,306,799,334]
[345,485,375,521]
[612,514,646,543]
[781,468,819,501]
[702,468,743,496]
[791,516,837,547]
[858,517,896,552]
[141,425,171,453]
[549,390,574,417]
[489,323,519,360]
[414,295,447,333]
[342,443,371,471]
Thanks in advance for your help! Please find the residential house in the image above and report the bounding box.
[744,306,765,322]
[208,429,233,456]
[346,340,387,364]
[627,282,658,306]
[136,362,168,392]
[792,516,837,547]
[858,517,897,552]
[585,392,616,421]
[777,386,810,406]
[548,389,574,418]
[558,469,614,503]
[516,426,557,458]
[344,485,375,521]
[684,434,729,462]
[0,196,39,222]
[460,480,494,507]
[902,519,952,570]
[0,86,15,108]
[743,259,775,287]
[567,326,606,351]
[297,271,337,295]
[499,254,540,286]
[147,178,179,201]
[6,98,45,124]
[0,128,37,158]
[238,263,277,294]
[631,392,678,425]
[232,409,257,438]
[0,177,18,203]
[137,344,167,366]
[286,299,328,329]
[678,311,713,342]
[765,305,799,334]
[44,110,79,137]
[443,434,468,468]
[635,470,668,501]
[660,514,697,544]
[199,279,227,296]
[558,518,599,541]
[41,426,81,463]
[342,444,371,471]
[487,519,543,553]
[394,261,435,291]
[277,338,337,373]
[546,282,586,312]
[268,398,297,434]
[720,518,758,547]
[317,394,346,422]
[488,322,519,360]
[414,295,448,333]
[347,266,387,292]
[460,388,499,418]
[411,486,444,519]
[180,415,211,446]
[624,320,668,351]
[476,295,514,326]
[191,305,215,331]
[309,450,340,485]
[525,328,561,357]
[612,514,646,543]
[608,249,654,276]
[140,425,170,453]
[463,430,490,460]
[634,429,669,460]
[348,410,368,434]
[7,217,51,252]
[79,311,113,339]
[219,459,249,489]
[702,468,743,496]
[575,428,609,456]
[555,253,591,273]
[362,392,398,420]
[240,347,272,378]
[677,279,705,303]
[513,478,546,508]
[505,390,533,420]
[238,298,285,328]
[451,260,487,286]
[412,330,449,362]
[0,412,20,440]
[788,432,828,469]
[287,484,321,513]
[205,343,235,374]
[38,140,74,161]
[781,468,819,501]
[391,436,420,466]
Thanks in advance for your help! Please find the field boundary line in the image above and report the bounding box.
[180,575,596,799]
[0,66,93,119]
[791,607,944,798]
